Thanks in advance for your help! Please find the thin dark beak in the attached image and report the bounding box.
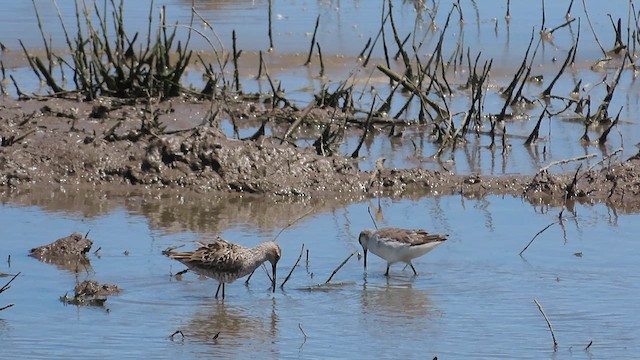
[363,249,368,270]
[272,262,277,293]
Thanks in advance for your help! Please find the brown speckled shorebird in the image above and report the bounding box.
[163,237,281,299]
[358,228,447,276]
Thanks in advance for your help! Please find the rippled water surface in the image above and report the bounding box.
[1,188,639,359]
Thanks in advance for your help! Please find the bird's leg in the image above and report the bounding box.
[245,269,256,285]
[215,283,222,298]
[221,283,225,300]
[384,264,390,277]
[409,262,418,276]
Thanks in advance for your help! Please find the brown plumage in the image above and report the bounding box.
[163,237,281,299]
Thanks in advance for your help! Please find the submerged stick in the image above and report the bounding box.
[519,222,558,255]
[232,30,241,93]
[367,206,379,230]
[273,208,314,242]
[598,118,619,145]
[533,299,558,352]
[581,0,607,56]
[542,45,574,97]
[525,106,548,145]
[280,102,315,144]
[0,272,20,294]
[168,330,185,341]
[304,15,320,65]
[268,0,274,50]
[537,153,596,173]
[351,98,376,158]
[280,243,305,289]
[325,251,357,284]
[585,340,593,351]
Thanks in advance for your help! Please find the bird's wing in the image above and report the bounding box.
[167,237,245,273]
[407,229,448,246]
[376,228,447,246]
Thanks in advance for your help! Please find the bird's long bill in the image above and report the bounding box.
[271,262,277,293]
[363,249,368,270]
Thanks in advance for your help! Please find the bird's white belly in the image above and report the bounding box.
[369,240,440,264]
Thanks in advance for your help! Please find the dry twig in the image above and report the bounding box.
[325,251,357,284]
[280,244,305,289]
[533,299,558,352]
[538,154,597,173]
[519,222,559,255]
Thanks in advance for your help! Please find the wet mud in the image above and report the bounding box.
[59,280,120,307]
[2,96,640,212]
[29,232,93,258]
[28,232,93,273]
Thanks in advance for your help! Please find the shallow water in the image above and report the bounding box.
[2,2,640,357]
[1,188,639,359]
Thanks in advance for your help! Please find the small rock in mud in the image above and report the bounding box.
[29,232,93,259]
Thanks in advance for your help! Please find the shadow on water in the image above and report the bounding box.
[361,280,437,322]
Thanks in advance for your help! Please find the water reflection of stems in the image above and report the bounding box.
[298,323,308,348]
[533,299,558,352]
[316,43,325,78]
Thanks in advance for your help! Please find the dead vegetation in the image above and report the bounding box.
[0,272,20,311]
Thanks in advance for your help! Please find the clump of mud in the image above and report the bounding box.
[30,232,92,258]
[75,280,121,297]
[60,280,121,306]
[29,232,93,272]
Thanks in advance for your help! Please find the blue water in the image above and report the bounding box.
[1,2,639,357]
[1,190,638,359]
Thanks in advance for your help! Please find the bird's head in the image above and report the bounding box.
[263,242,281,292]
[358,230,373,269]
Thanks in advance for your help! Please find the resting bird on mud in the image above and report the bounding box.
[358,227,447,276]
[163,237,281,300]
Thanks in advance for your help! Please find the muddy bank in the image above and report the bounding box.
[2,96,640,211]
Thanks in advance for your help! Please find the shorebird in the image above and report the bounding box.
[358,227,447,276]
[163,237,281,299]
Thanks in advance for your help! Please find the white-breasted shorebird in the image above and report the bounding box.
[358,227,447,276]
[163,237,281,299]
